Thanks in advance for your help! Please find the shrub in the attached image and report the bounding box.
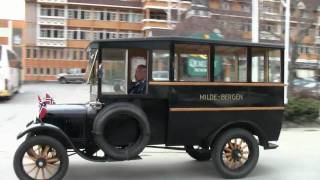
[284,98,320,122]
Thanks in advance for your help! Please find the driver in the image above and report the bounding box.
[129,64,147,94]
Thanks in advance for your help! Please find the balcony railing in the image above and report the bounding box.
[38,17,66,26]
[37,38,66,47]
[37,0,67,3]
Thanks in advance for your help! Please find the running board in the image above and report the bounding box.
[146,145,185,151]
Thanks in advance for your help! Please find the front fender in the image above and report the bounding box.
[17,123,69,141]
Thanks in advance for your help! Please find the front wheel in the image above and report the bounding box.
[212,128,259,179]
[185,145,211,161]
[13,136,69,180]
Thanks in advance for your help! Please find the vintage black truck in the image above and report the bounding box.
[13,37,284,179]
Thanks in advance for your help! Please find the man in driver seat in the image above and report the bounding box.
[129,64,147,94]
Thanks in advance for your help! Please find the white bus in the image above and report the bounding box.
[0,45,21,98]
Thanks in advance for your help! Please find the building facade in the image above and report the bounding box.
[24,0,192,81]
[24,0,320,81]
[0,19,24,62]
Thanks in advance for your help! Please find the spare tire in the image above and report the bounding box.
[93,102,150,160]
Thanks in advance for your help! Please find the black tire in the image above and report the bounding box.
[93,102,151,160]
[212,128,259,179]
[13,136,69,180]
[59,77,67,84]
[185,145,211,161]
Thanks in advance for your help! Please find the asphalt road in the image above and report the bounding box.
[0,83,320,180]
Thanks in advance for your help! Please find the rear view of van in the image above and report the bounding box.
[0,45,21,98]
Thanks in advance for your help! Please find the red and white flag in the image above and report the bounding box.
[38,95,47,120]
[45,93,55,105]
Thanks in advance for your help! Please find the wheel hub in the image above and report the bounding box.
[35,158,47,168]
[231,149,241,161]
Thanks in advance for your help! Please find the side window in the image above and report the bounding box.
[7,50,19,68]
[214,46,247,82]
[251,48,281,82]
[174,44,210,81]
[252,48,267,82]
[268,49,281,82]
[152,50,169,81]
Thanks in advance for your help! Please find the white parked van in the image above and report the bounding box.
[0,45,21,98]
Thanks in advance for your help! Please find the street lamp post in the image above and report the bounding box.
[281,0,291,104]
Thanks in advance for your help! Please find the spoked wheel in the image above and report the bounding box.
[14,136,69,180]
[185,145,211,161]
[212,128,259,179]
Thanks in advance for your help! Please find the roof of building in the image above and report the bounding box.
[68,0,142,8]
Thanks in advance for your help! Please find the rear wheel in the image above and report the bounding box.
[13,136,69,180]
[211,128,259,179]
[59,77,67,84]
[185,145,211,161]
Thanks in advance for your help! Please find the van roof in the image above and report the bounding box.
[89,36,284,49]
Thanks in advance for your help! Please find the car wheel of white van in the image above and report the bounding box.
[13,136,69,180]
[211,128,259,179]
[59,78,67,84]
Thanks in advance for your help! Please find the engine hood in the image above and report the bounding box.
[46,104,88,117]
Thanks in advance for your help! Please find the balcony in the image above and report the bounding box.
[39,17,66,26]
[37,38,66,47]
[260,13,283,22]
[37,0,67,4]
[142,19,176,30]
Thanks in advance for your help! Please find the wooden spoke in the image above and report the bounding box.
[27,149,39,160]
[242,151,249,155]
[47,158,60,164]
[23,162,36,167]
[224,147,232,153]
[41,145,50,158]
[241,156,248,161]
[34,167,40,179]
[224,152,232,157]
[241,144,248,149]
[228,142,234,150]
[44,166,53,176]
[41,168,46,180]
[26,165,37,174]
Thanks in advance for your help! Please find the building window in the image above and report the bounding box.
[73,50,78,60]
[33,49,37,58]
[33,68,38,74]
[26,49,31,58]
[119,13,129,22]
[46,68,51,75]
[26,68,31,74]
[79,51,84,60]
[41,7,64,17]
[53,50,57,59]
[40,68,44,74]
[68,9,78,19]
[222,2,230,10]
[40,28,64,38]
